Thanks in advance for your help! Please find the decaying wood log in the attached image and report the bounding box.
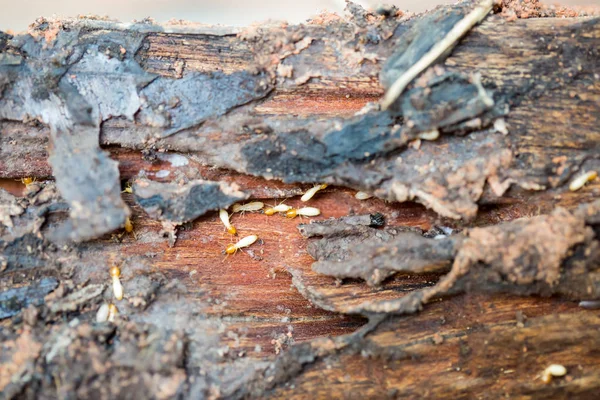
[1,0,599,398]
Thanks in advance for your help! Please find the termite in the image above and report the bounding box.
[264,203,292,216]
[219,209,237,235]
[107,303,118,322]
[569,171,597,191]
[355,191,373,200]
[224,234,259,255]
[301,184,327,202]
[124,217,137,239]
[122,182,133,194]
[19,177,36,186]
[96,303,110,323]
[286,207,321,218]
[232,201,264,214]
[541,364,567,384]
[418,129,439,141]
[109,265,124,301]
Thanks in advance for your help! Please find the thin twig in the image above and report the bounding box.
[380,0,494,110]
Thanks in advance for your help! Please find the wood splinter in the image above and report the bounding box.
[380,0,494,110]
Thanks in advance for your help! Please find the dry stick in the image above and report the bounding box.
[380,0,494,110]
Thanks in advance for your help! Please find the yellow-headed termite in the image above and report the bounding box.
[219,209,237,235]
[232,201,264,213]
[20,177,36,186]
[569,171,597,191]
[109,265,124,301]
[285,207,321,218]
[224,234,259,255]
[96,303,110,323]
[124,217,137,239]
[355,191,373,200]
[264,203,292,216]
[301,184,327,202]
[122,182,133,194]
[107,303,118,322]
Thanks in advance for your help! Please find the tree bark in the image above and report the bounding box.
[0,2,599,399]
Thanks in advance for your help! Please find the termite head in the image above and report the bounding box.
[109,266,121,278]
[21,177,35,185]
[285,209,298,218]
[264,208,276,216]
[227,226,237,235]
[224,244,237,255]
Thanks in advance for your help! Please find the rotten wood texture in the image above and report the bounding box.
[1,179,599,398]
[0,1,599,399]
[1,6,599,221]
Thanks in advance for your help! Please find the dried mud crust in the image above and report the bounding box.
[295,200,600,316]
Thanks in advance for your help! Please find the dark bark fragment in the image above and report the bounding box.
[296,200,600,315]
[303,223,459,286]
[133,177,247,224]
[48,126,130,242]
[0,277,58,319]
[379,2,473,89]
[1,233,51,271]
[0,26,133,242]
[0,20,270,241]
[297,213,385,238]
[47,283,105,313]
[139,71,271,137]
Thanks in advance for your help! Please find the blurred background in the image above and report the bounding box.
[0,0,596,32]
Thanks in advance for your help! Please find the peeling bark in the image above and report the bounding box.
[1,6,598,220]
[0,1,599,399]
[132,177,247,245]
[294,200,600,315]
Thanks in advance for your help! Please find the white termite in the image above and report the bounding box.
[418,129,440,141]
[286,207,321,218]
[219,209,237,235]
[264,203,292,216]
[542,364,567,384]
[109,266,124,301]
[107,304,118,322]
[569,171,597,192]
[96,303,110,323]
[301,184,327,202]
[232,201,264,213]
[355,191,373,200]
[225,234,259,255]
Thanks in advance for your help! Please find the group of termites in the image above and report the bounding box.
[96,265,123,323]
[28,169,587,324]
[219,183,329,256]
[96,183,335,322]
